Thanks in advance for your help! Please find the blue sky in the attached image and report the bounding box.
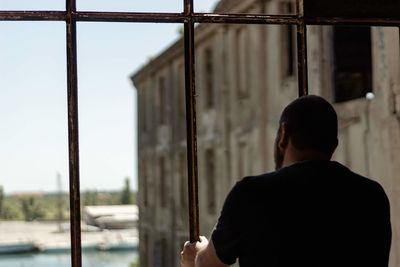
[0,0,219,193]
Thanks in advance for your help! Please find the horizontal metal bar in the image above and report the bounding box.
[0,11,65,21]
[0,11,298,24]
[306,17,400,26]
[0,11,186,22]
[193,13,299,25]
[1,10,400,27]
[74,12,187,23]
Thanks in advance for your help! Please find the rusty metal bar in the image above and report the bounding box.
[75,12,299,24]
[184,0,200,244]
[66,0,82,267]
[74,12,186,23]
[0,11,65,21]
[296,0,308,96]
[0,11,297,24]
[193,13,298,24]
[2,11,400,27]
[305,17,400,26]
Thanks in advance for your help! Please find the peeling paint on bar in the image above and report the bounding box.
[297,0,309,96]
[0,11,65,21]
[184,0,200,245]
[66,0,82,267]
[1,11,400,27]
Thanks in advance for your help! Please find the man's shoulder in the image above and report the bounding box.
[235,171,285,192]
[240,171,280,184]
[330,161,385,191]
[345,169,387,198]
[237,161,386,194]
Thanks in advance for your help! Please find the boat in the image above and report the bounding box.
[0,242,37,254]
[96,237,138,252]
[38,242,97,254]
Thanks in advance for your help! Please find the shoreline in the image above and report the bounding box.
[0,221,138,255]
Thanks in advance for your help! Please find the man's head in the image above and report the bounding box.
[274,95,338,170]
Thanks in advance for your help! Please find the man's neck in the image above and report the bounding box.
[282,146,331,168]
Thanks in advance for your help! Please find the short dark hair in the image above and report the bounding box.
[279,95,338,155]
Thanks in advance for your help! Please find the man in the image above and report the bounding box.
[181,95,392,267]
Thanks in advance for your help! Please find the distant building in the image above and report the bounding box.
[131,0,400,266]
[83,205,138,229]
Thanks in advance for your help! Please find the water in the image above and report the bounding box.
[0,250,138,267]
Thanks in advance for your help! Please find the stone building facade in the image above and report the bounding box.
[131,0,400,266]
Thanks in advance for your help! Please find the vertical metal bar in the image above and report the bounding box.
[259,0,269,170]
[296,0,309,96]
[184,0,200,243]
[66,0,82,266]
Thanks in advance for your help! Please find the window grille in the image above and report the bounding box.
[1,0,399,266]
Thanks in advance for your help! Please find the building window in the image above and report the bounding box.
[160,237,168,267]
[205,149,216,214]
[159,157,167,208]
[179,152,187,208]
[141,231,149,267]
[238,143,246,178]
[282,2,296,77]
[153,236,167,267]
[204,47,214,108]
[142,162,148,207]
[333,26,372,103]
[158,76,167,124]
[178,63,185,118]
[235,26,250,98]
[140,88,147,132]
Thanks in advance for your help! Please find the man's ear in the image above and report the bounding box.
[277,122,289,150]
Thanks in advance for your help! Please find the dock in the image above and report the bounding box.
[0,221,138,254]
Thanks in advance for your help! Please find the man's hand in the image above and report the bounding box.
[180,236,209,267]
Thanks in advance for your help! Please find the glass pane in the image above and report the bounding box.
[195,0,296,15]
[0,22,71,266]
[77,0,182,12]
[0,0,64,11]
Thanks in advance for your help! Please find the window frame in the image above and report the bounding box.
[1,0,399,266]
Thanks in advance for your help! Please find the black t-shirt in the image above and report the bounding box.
[211,160,392,266]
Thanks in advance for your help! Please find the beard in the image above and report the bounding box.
[274,133,284,170]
